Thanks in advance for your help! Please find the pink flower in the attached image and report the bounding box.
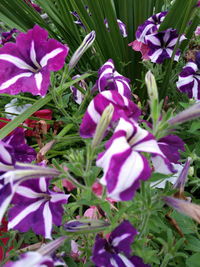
[128,40,150,60]
[62,179,76,191]
[84,206,99,219]
[195,26,200,36]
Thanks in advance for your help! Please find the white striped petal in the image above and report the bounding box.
[149,48,163,62]
[88,98,101,124]
[112,233,130,247]
[118,254,135,267]
[39,177,47,192]
[110,258,118,267]
[43,202,53,239]
[0,72,33,91]
[106,151,144,201]
[176,75,194,87]
[40,48,63,68]
[8,199,45,229]
[16,185,44,198]
[134,139,164,156]
[30,41,41,69]
[0,54,37,72]
[116,81,125,95]
[147,35,161,46]
[0,185,15,223]
[51,193,69,203]
[34,72,43,92]
[192,79,199,99]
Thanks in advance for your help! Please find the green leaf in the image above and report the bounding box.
[186,253,200,267]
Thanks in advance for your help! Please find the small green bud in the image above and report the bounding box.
[92,104,114,148]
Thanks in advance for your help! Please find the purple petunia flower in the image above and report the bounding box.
[145,29,186,64]
[176,60,200,100]
[8,177,70,239]
[80,91,141,138]
[0,25,69,96]
[92,220,150,267]
[96,59,132,98]
[96,117,168,201]
[136,11,167,43]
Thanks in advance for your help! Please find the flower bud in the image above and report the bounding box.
[163,196,200,224]
[92,103,114,148]
[69,31,96,70]
[168,103,200,126]
[63,219,110,233]
[145,71,158,101]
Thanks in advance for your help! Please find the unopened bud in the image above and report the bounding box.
[69,31,96,70]
[164,196,200,224]
[168,103,200,126]
[92,104,114,148]
[145,71,158,101]
[64,219,110,233]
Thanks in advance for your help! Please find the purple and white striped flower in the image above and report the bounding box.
[8,177,70,239]
[136,11,167,43]
[70,75,86,104]
[104,19,127,38]
[0,25,69,96]
[92,220,150,267]
[145,29,186,64]
[80,91,141,138]
[96,118,167,201]
[0,160,60,224]
[176,60,200,100]
[96,59,132,98]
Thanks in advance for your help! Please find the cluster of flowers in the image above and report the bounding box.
[129,11,186,63]
[77,59,184,201]
[129,10,200,102]
[0,129,70,239]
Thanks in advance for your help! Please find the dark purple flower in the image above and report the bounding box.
[0,29,19,45]
[0,25,69,96]
[145,29,186,64]
[96,59,132,99]
[8,177,69,239]
[80,91,141,138]
[176,60,200,100]
[136,11,167,43]
[92,220,149,267]
[3,128,36,163]
[96,118,167,201]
